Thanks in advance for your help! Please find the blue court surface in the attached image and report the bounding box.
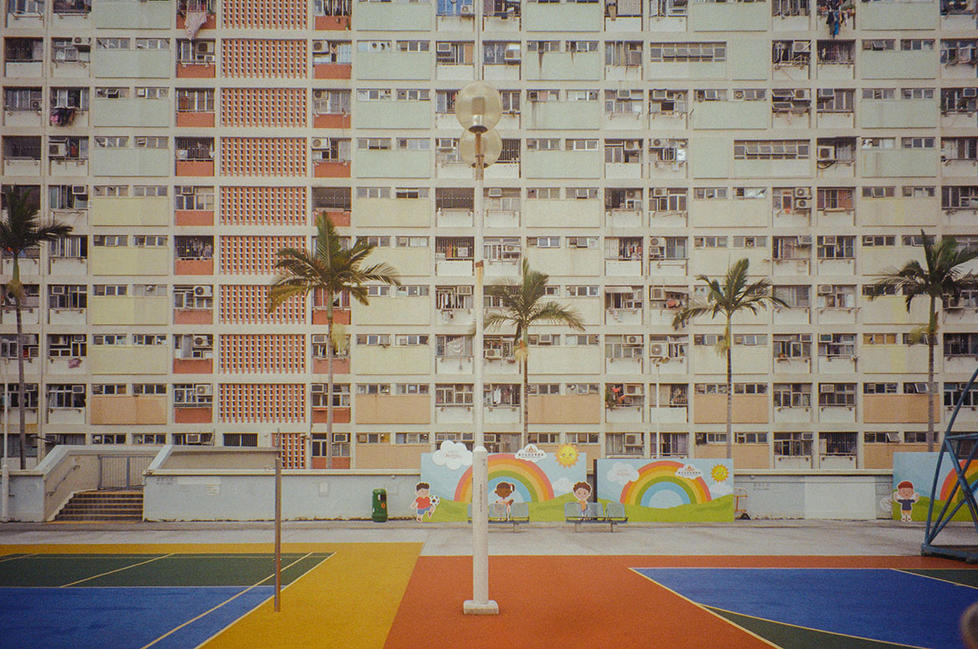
[633,567,978,649]
[0,585,273,649]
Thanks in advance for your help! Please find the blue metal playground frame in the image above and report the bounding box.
[923,364,978,562]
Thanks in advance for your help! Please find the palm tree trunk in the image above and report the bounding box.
[15,296,26,470]
[725,316,733,460]
[325,301,335,469]
[522,356,529,450]
[927,297,936,452]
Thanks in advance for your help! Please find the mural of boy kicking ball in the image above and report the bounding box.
[892,480,919,523]
[412,482,439,522]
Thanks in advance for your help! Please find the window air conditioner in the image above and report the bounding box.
[794,187,811,199]
[193,335,208,347]
[193,286,212,297]
[488,188,503,197]
[460,4,473,14]
[817,145,836,160]
[195,385,213,396]
[624,434,642,446]
[457,285,473,295]
[185,433,202,444]
[436,43,452,53]
[312,334,328,344]
[624,335,642,345]
[795,199,809,209]
[49,143,67,158]
[71,185,87,195]
[617,89,631,100]
[818,334,834,343]
[817,285,833,294]
[649,343,666,357]
[485,349,502,359]
[73,37,91,46]
[798,235,813,246]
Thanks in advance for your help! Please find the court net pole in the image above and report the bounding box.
[274,454,282,612]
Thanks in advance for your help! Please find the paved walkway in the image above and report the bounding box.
[1,519,973,556]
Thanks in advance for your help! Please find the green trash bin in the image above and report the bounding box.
[372,488,388,522]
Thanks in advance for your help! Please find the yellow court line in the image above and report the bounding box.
[893,567,978,590]
[629,568,782,649]
[138,552,315,649]
[0,553,33,564]
[704,604,930,649]
[60,553,175,588]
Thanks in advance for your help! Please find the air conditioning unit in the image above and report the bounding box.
[196,41,215,55]
[485,349,502,359]
[460,3,473,14]
[71,185,87,195]
[536,334,554,345]
[503,50,520,63]
[651,287,666,300]
[313,89,327,100]
[798,235,813,246]
[193,335,209,347]
[311,138,327,149]
[795,199,809,209]
[794,187,811,199]
[527,90,539,102]
[73,37,91,46]
[72,385,85,394]
[488,188,503,198]
[136,88,146,98]
[822,235,837,245]
[794,89,810,101]
[651,188,668,197]
[193,286,212,297]
[312,334,328,344]
[616,89,631,100]
[817,285,833,294]
[624,335,642,345]
[624,434,642,446]
[195,385,213,396]
[819,385,834,394]
[733,90,745,100]
[30,99,41,111]
[817,145,836,161]
[185,433,202,444]
[625,384,642,395]
[818,334,834,343]
[801,432,814,440]
[49,143,67,158]
[964,88,978,98]
[649,343,666,357]
[792,41,811,53]
[457,285,473,295]
[436,43,452,53]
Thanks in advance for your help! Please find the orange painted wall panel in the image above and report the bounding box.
[313,114,351,129]
[176,160,215,177]
[314,64,352,79]
[315,15,350,30]
[174,259,214,276]
[176,63,216,79]
[173,310,213,326]
[174,209,214,226]
[176,112,216,128]
[314,161,352,178]
[174,406,213,424]
[312,407,351,423]
[173,358,213,374]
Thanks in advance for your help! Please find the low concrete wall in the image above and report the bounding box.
[144,470,421,521]
[736,472,892,520]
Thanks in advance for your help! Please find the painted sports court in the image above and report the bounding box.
[1,520,976,649]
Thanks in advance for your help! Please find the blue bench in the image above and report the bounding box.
[565,501,628,532]
[467,502,530,530]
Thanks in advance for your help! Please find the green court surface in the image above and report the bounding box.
[0,552,329,588]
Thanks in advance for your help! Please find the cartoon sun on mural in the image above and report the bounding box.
[555,444,580,468]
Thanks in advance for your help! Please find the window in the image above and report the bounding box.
[435,384,473,406]
[47,384,86,409]
[817,235,854,259]
[395,432,430,445]
[816,88,854,113]
[774,383,811,408]
[818,383,855,407]
[173,383,212,407]
[649,42,726,62]
[312,384,350,407]
[734,140,810,160]
[173,187,215,212]
[774,432,812,457]
[818,333,855,358]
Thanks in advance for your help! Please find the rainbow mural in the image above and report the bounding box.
[454,454,557,504]
[618,460,713,508]
[938,460,978,503]
[596,458,734,521]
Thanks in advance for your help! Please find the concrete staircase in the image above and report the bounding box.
[54,490,144,522]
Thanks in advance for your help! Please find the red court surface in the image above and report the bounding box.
[384,555,978,649]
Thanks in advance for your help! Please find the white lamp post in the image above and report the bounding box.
[456,79,502,616]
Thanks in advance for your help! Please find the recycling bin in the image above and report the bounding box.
[372,488,388,522]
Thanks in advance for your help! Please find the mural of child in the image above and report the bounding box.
[412,482,438,522]
[493,481,515,516]
[892,480,919,523]
[573,481,592,516]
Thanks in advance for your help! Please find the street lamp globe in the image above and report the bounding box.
[455,81,503,134]
[460,129,502,169]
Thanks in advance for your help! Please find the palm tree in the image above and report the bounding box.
[484,259,584,449]
[671,258,786,459]
[267,214,399,468]
[1,186,72,469]
[867,230,978,452]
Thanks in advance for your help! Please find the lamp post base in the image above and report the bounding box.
[463,599,499,615]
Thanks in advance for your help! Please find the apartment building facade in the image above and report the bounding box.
[1,0,977,472]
